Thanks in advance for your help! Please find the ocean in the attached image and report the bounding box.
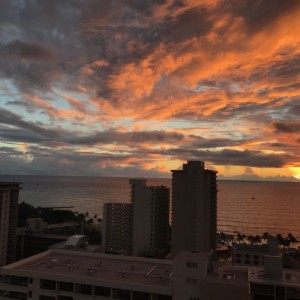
[1,175,299,239]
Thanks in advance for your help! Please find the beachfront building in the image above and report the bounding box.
[130,179,170,257]
[232,236,280,267]
[171,161,217,257]
[3,247,300,300]
[0,182,21,266]
[102,203,133,255]
[102,180,170,257]
[248,254,300,300]
[0,248,173,300]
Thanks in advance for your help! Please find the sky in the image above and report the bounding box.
[0,0,299,181]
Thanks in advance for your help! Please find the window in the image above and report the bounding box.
[58,281,73,292]
[94,286,110,296]
[132,291,150,300]
[186,278,197,284]
[75,284,92,295]
[186,262,198,268]
[58,296,73,300]
[40,280,56,290]
[39,296,55,300]
[11,276,28,287]
[112,288,131,300]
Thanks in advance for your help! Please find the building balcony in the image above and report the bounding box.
[0,282,28,293]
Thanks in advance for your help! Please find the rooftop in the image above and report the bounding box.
[2,249,173,290]
[0,182,22,190]
[248,267,300,288]
[233,244,269,253]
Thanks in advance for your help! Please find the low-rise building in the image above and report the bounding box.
[232,236,280,267]
[2,248,300,300]
[0,248,173,300]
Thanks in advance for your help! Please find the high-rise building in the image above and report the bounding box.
[102,203,132,255]
[102,179,170,257]
[130,179,170,256]
[0,182,21,266]
[171,161,217,257]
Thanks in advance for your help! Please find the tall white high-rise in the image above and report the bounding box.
[0,182,21,266]
[171,161,217,257]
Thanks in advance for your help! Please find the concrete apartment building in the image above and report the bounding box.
[102,203,133,255]
[0,248,173,300]
[171,161,217,257]
[0,182,21,267]
[2,246,300,300]
[102,179,170,257]
[130,179,170,257]
[232,236,280,267]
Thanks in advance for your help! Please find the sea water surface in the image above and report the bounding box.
[1,175,299,239]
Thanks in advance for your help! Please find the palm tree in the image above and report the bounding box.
[235,232,246,244]
[253,235,261,245]
[287,233,298,249]
[276,234,284,248]
[217,232,228,245]
[246,235,255,245]
[261,232,270,243]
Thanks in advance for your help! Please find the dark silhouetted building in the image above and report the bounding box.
[172,161,217,257]
[0,182,21,266]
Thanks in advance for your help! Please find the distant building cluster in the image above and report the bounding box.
[1,161,300,300]
[102,179,170,257]
[102,161,217,259]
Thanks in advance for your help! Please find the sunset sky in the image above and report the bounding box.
[0,0,299,180]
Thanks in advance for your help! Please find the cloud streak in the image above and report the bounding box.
[0,0,299,180]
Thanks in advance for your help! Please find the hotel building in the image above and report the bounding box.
[102,203,133,255]
[0,182,21,266]
[171,161,217,257]
[2,245,300,300]
[102,179,170,257]
[130,179,170,256]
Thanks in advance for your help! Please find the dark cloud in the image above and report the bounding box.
[161,148,287,168]
[161,7,213,43]
[268,55,300,81]
[273,121,300,133]
[0,109,184,146]
[187,136,251,148]
[3,40,55,61]
[227,0,300,33]
[0,109,59,138]
[66,130,185,145]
